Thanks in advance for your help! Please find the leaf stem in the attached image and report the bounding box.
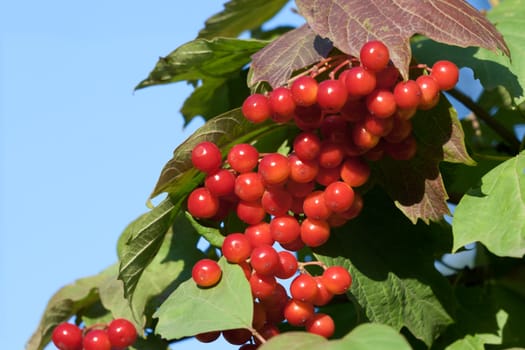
[251,328,266,344]
[447,88,521,153]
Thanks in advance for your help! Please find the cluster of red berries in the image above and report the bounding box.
[242,41,459,161]
[185,40,459,348]
[51,319,137,350]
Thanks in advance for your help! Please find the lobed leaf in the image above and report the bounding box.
[249,24,333,88]
[197,0,289,39]
[260,323,412,350]
[153,258,253,339]
[295,0,509,80]
[314,188,454,346]
[453,151,525,258]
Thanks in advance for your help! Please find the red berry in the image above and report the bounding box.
[261,188,292,216]
[227,144,259,173]
[324,181,355,213]
[51,323,83,350]
[242,94,271,123]
[294,104,324,131]
[192,258,222,287]
[351,121,380,150]
[205,169,236,197]
[430,60,459,90]
[318,141,345,169]
[235,172,265,202]
[384,116,413,143]
[250,272,277,299]
[363,113,394,136]
[322,266,352,294]
[291,76,319,106]
[305,313,335,338]
[345,66,376,97]
[187,187,219,219]
[315,165,342,187]
[416,75,440,110]
[312,276,334,306]
[293,131,321,161]
[269,86,296,122]
[196,331,221,343]
[290,273,318,303]
[191,141,222,174]
[300,218,331,247]
[83,330,111,350]
[288,153,319,183]
[244,222,274,248]
[258,153,291,185]
[303,190,332,220]
[284,299,315,326]
[222,233,252,263]
[393,80,421,110]
[375,65,400,89]
[340,157,370,187]
[107,318,138,349]
[270,215,301,244]
[236,200,266,225]
[317,79,348,112]
[222,328,252,345]
[360,40,390,72]
[321,114,349,144]
[275,250,298,279]
[250,245,280,276]
[366,89,397,118]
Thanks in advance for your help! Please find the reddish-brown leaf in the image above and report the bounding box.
[295,0,509,79]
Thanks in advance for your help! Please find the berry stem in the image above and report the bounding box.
[251,328,267,344]
[298,260,327,274]
[447,88,520,153]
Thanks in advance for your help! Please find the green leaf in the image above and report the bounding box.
[26,266,115,350]
[149,108,293,199]
[185,212,225,248]
[374,97,473,223]
[445,335,485,350]
[260,323,412,350]
[296,0,509,80]
[118,198,176,300]
[135,37,266,89]
[453,151,525,257]
[153,258,253,339]
[314,188,454,346]
[197,0,289,39]
[249,24,333,88]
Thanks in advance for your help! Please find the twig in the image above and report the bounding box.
[447,88,521,153]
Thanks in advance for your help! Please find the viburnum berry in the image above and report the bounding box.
[270,215,301,244]
[293,131,321,161]
[303,190,332,220]
[300,218,331,247]
[322,266,352,295]
[250,272,277,299]
[340,157,371,187]
[416,75,440,110]
[305,313,335,338]
[187,187,219,219]
[275,250,299,279]
[83,330,111,350]
[236,200,266,225]
[192,258,222,287]
[107,318,138,349]
[195,331,221,343]
[393,80,421,110]
[51,322,83,350]
[250,244,280,275]
[268,86,296,122]
[324,181,355,213]
[283,299,315,326]
[227,143,259,173]
[366,89,397,118]
[288,153,319,183]
[258,152,291,185]
[316,79,348,112]
[430,60,459,91]
[235,172,265,202]
[345,66,376,97]
[191,141,222,174]
[290,273,318,303]
[261,187,292,216]
[222,328,252,345]
[244,222,274,248]
[205,168,236,197]
[312,276,334,306]
[291,75,319,106]
[242,93,271,123]
[360,40,390,72]
[222,233,252,263]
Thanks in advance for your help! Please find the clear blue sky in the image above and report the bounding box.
[1,1,489,349]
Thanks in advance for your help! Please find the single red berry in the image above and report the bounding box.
[305,313,335,338]
[363,113,394,136]
[324,181,355,213]
[345,66,376,97]
[300,218,331,247]
[283,299,315,326]
[83,330,111,350]
[191,141,222,174]
[275,250,299,279]
[222,328,253,345]
[242,94,271,123]
[315,165,342,187]
[317,79,348,112]
[291,76,319,106]
[340,157,371,187]
[270,215,301,244]
[322,266,352,294]
[244,222,274,248]
[293,131,321,161]
[192,258,222,287]
[366,89,397,118]
[303,190,332,221]
[195,331,221,343]
[261,187,292,216]
[227,144,259,173]
[321,114,349,144]
[430,60,459,91]
[312,276,334,306]
[235,172,265,202]
[236,200,266,225]
[269,86,296,122]
[222,233,252,263]
[384,116,413,143]
[107,318,138,349]
[258,153,291,185]
[294,104,324,131]
[290,273,319,303]
[187,187,219,219]
[416,75,440,110]
[288,153,319,183]
[375,64,400,89]
[351,121,380,150]
[393,80,421,110]
[318,141,345,169]
[360,40,390,72]
[250,245,280,276]
[51,322,83,350]
[205,169,236,197]
[250,272,277,299]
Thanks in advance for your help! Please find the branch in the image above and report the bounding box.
[447,88,521,153]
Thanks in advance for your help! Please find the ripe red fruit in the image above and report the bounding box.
[227,143,259,173]
[205,169,236,197]
[416,75,440,110]
[313,276,334,306]
[303,190,332,220]
[244,222,274,248]
[270,215,301,244]
[261,188,292,216]
[300,218,331,247]
[366,89,397,118]
[83,330,111,350]
[235,172,265,202]
[351,121,380,150]
[250,245,280,275]
[360,40,390,72]
[393,80,421,110]
[317,79,348,112]
[290,273,318,303]
[293,131,321,161]
[258,153,291,185]
[187,187,219,219]
[51,322,83,350]
[236,200,266,225]
[250,272,277,299]
[291,75,319,106]
[363,113,394,136]
[305,313,335,338]
[242,93,271,123]
[322,266,352,294]
[318,141,345,169]
[195,331,221,343]
[345,66,376,97]
[283,299,315,326]
[430,60,459,91]
[340,157,371,188]
[222,233,252,263]
[288,153,319,183]
[107,318,138,349]
[294,104,324,131]
[269,86,296,122]
[324,181,355,213]
[275,250,299,279]
[192,258,222,287]
[191,141,222,174]
[222,328,252,345]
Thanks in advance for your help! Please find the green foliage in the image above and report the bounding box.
[29,1,525,350]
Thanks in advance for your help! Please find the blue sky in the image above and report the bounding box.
[1,1,490,349]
